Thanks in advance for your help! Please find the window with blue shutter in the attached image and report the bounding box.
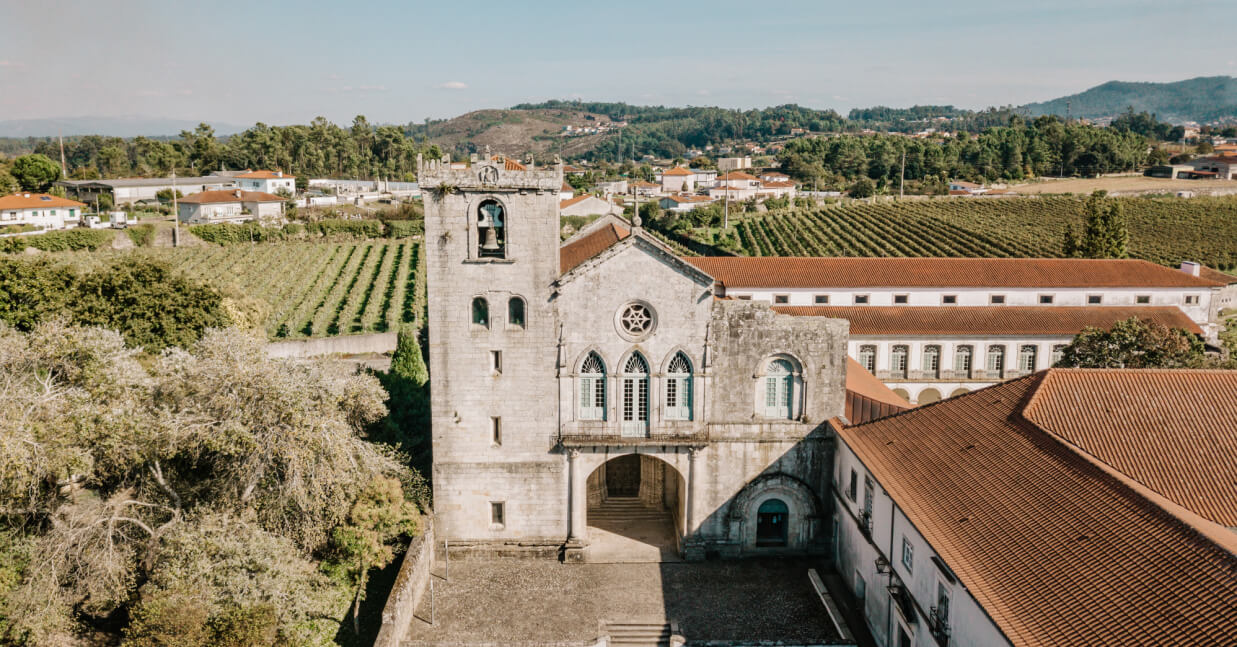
[664,352,692,421]
[579,352,606,421]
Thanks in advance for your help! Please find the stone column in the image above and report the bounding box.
[568,449,586,541]
[686,447,702,537]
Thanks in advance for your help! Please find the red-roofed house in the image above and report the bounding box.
[659,166,695,193]
[0,193,86,230]
[559,194,621,217]
[177,189,287,224]
[236,170,296,195]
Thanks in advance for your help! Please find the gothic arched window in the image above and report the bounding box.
[664,352,692,421]
[477,199,506,258]
[579,352,606,421]
[621,353,650,437]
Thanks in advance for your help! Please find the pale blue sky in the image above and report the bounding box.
[1,0,1234,126]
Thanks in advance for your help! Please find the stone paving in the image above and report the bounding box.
[403,558,841,644]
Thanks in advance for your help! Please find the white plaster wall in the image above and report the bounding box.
[0,207,74,229]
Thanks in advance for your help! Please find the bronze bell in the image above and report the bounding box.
[480,225,501,252]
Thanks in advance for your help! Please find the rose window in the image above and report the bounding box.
[617,302,656,340]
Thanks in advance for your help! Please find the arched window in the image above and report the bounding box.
[890,345,909,379]
[986,345,1006,378]
[664,352,692,421]
[508,297,525,329]
[1018,345,1037,373]
[764,358,794,419]
[471,297,489,328]
[477,199,506,258]
[922,345,941,378]
[579,352,606,421]
[858,345,877,373]
[621,353,650,437]
[756,498,789,547]
[954,345,973,379]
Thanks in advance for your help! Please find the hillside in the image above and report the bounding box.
[418,107,615,159]
[1020,76,1237,123]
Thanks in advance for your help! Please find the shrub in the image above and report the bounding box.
[126,224,156,247]
[0,228,114,253]
[385,219,422,238]
[306,219,384,239]
[0,224,37,235]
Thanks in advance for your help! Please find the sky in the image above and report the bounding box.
[1,0,1235,128]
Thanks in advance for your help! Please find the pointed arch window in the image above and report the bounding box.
[621,353,650,437]
[764,358,794,419]
[664,352,693,421]
[578,352,606,421]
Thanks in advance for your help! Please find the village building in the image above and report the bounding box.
[595,179,628,195]
[1185,154,1237,180]
[558,194,622,217]
[629,180,660,197]
[717,156,752,171]
[658,166,695,193]
[559,182,575,201]
[236,170,296,195]
[831,369,1237,647]
[56,174,235,205]
[658,194,715,213]
[947,180,986,195]
[176,188,287,224]
[0,192,86,230]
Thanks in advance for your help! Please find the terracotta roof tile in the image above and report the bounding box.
[235,169,294,179]
[490,155,526,171]
[561,182,574,192]
[1022,369,1237,526]
[845,357,910,424]
[559,195,592,209]
[684,257,1226,289]
[662,166,692,176]
[774,305,1203,335]
[0,193,86,209]
[1199,266,1237,284]
[559,222,629,273]
[179,189,286,204]
[837,370,1237,647]
[718,171,759,180]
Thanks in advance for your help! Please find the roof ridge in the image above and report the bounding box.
[845,372,1044,428]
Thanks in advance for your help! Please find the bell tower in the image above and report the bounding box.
[419,155,566,552]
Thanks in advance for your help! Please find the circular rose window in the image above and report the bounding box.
[616,302,656,340]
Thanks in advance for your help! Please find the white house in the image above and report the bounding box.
[236,170,296,195]
[948,180,987,195]
[177,189,287,224]
[0,193,86,230]
[658,194,715,213]
[1186,155,1237,180]
[559,194,621,217]
[717,156,752,171]
[595,179,628,195]
[759,171,790,184]
[708,171,763,200]
[559,182,575,201]
[659,166,695,193]
[830,368,1237,647]
[690,168,718,188]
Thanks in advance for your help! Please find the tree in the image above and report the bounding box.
[330,476,418,635]
[1079,191,1128,259]
[1061,223,1079,258]
[10,154,61,192]
[848,177,876,198]
[1055,317,1204,368]
[371,325,433,477]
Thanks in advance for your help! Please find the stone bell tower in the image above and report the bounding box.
[419,155,567,554]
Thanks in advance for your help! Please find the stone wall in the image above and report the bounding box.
[373,516,435,647]
[265,331,397,358]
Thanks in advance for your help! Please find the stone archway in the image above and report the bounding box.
[583,453,686,562]
[727,473,823,554]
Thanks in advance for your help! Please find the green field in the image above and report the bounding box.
[134,240,423,339]
[727,196,1237,270]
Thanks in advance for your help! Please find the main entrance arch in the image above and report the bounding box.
[582,452,686,562]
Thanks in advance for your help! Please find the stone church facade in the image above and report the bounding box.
[422,157,848,560]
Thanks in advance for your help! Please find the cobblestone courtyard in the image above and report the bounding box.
[403,558,841,644]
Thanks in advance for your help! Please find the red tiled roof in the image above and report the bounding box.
[559,222,630,273]
[762,180,797,188]
[236,170,294,179]
[683,257,1227,289]
[489,156,526,171]
[718,171,758,180]
[1199,266,1237,284]
[773,305,1203,335]
[179,189,286,204]
[662,166,692,176]
[845,357,910,424]
[0,193,86,209]
[837,370,1237,647]
[560,195,605,210]
[662,195,713,203]
[1022,369,1237,526]
[561,182,574,192]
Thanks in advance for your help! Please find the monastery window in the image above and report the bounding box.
[986,345,1006,377]
[1136,295,1151,304]
[893,294,909,304]
[814,294,830,304]
[578,352,607,421]
[490,416,502,446]
[664,352,693,421]
[471,297,489,328]
[490,350,502,375]
[763,358,795,419]
[490,501,505,527]
[858,345,877,373]
[922,345,941,378]
[890,345,909,379]
[621,353,650,436]
[954,345,973,378]
[477,199,506,258]
[854,294,870,305]
[862,476,874,522]
[1051,344,1067,366]
[941,295,957,305]
[989,294,1005,305]
[508,297,526,329]
[616,302,656,341]
[1018,345,1037,372]
[1087,294,1103,305]
[901,536,914,573]
[1184,295,1200,305]
[847,469,858,502]
[1039,294,1055,304]
[774,294,789,304]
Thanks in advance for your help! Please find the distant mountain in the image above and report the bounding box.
[1020,76,1237,123]
[0,116,247,138]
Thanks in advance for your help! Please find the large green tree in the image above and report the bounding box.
[10,154,61,192]
[1079,191,1129,259]
[1055,317,1204,368]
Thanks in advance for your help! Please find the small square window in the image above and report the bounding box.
[491,416,502,446]
[814,294,829,304]
[490,350,502,374]
[990,295,1005,305]
[490,502,505,526]
[1087,295,1102,305]
[736,295,752,301]
[1039,294,1054,304]
[942,295,957,305]
[1136,295,1150,304]
[894,294,908,304]
[854,294,870,305]
[1185,295,1200,305]
[773,294,789,304]
[901,537,914,573]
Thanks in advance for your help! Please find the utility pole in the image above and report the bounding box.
[58,131,67,179]
[899,149,906,200]
[724,185,730,230]
[171,169,179,248]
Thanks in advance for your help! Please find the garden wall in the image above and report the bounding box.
[374,516,435,647]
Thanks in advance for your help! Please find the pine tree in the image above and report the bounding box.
[1104,200,1129,259]
[1062,223,1079,258]
[390,324,428,387]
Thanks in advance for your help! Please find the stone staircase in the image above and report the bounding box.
[604,620,679,647]
[588,497,672,524]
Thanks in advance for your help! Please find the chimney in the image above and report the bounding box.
[1180,261,1201,277]
[276,171,283,178]
[234,189,243,199]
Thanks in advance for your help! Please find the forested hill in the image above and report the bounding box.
[1020,76,1237,123]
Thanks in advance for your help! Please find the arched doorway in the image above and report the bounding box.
[585,453,686,562]
[756,499,789,547]
[729,473,823,554]
[917,388,942,405]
